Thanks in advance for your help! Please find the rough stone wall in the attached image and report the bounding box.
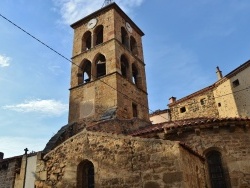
[169,89,219,121]
[166,126,250,187]
[35,130,205,188]
[0,159,20,188]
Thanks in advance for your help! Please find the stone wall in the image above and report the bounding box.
[0,157,21,188]
[35,130,205,188]
[169,88,219,121]
[166,126,250,188]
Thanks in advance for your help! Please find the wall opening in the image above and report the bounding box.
[82,31,92,51]
[206,151,227,188]
[232,79,240,87]
[121,27,129,48]
[120,55,129,79]
[130,36,138,56]
[132,103,138,117]
[78,60,92,84]
[95,54,106,78]
[77,160,95,188]
[180,107,186,113]
[94,25,103,46]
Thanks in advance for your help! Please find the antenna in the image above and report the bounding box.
[102,0,114,7]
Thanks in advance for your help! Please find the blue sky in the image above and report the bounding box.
[0,0,250,158]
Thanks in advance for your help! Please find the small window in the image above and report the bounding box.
[200,98,206,105]
[180,107,186,113]
[218,103,221,107]
[232,79,240,87]
[132,103,138,117]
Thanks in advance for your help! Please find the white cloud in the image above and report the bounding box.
[0,54,11,67]
[53,0,145,25]
[2,99,68,116]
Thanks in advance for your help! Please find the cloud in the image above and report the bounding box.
[2,99,68,116]
[0,54,11,67]
[53,0,144,25]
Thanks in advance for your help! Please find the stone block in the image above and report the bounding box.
[163,172,183,184]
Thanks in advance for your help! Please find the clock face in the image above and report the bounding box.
[87,18,97,29]
[126,22,133,33]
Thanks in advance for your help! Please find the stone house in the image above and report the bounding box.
[1,2,250,188]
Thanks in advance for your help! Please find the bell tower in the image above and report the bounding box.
[68,3,149,124]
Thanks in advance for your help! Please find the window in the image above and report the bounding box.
[180,107,186,113]
[130,36,138,56]
[232,79,240,87]
[132,103,138,117]
[82,31,92,51]
[95,54,106,78]
[206,151,227,188]
[94,25,103,46]
[218,103,221,107]
[77,160,95,188]
[78,60,91,84]
[200,98,206,105]
[121,27,129,48]
[120,55,129,78]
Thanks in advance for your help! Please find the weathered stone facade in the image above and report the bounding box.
[35,130,205,188]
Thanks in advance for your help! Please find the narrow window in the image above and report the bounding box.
[82,31,92,51]
[96,54,106,78]
[232,79,240,87]
[130,36,138,56]
[206,151,227,188]
[200,98,206,105]
[121,27,129,48]
[77,160,95,188]
[94,25,103,46]
[78,60,91,84]
[218,103,221,107]
[132,103,138,117]
[180,107,186,113]
[120,55,129,78]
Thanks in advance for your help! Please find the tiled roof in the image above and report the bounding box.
[130,117,250,136]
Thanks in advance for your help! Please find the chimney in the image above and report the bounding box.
[169,97,176,104]
[0,152,4,161]
[216,66,223,80]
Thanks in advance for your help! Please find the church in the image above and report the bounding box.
[1,2,250,188]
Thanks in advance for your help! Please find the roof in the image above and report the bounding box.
[70,2,144,36]
[130,117,250,136]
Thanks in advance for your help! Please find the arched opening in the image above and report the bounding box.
[78,60,91,84]
[120,55,129,79]
[77,160,95,188]
[121,27,129,48]
[130,36,138,56]
[132,63,142,88]
[82,31,92,52]
[206,150,227,188]
[94,25,103,46]
[95,54,106,78]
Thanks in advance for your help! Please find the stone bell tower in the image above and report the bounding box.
[68,3,149,124]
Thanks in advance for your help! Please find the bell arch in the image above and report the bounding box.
[130,36,138,56]
[120,54,130,79]
[93,25,104,46]
[93,53,106,79]
[121,27,129,48]
[82,31,92,52]
[78,59,92,84]
[132,63,142,89]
